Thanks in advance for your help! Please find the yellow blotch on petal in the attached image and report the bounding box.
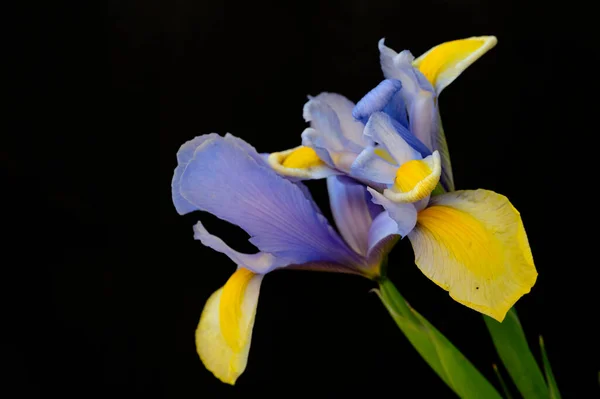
[408,189,537,322]
[413,36,498,94]
[374,147,397,164]
[196,268,264,385]
[383,151,441,203]
[282,146,324,169]
[268,146,334,179]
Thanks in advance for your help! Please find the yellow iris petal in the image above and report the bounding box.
[413,36,497,94]
[268,146,334,179]
[384,151,441,203]
[408,190,537,322]
[196,268,263,385]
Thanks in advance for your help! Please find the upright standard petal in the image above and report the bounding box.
[196,268,263,385]
[407,190,537,322]
[173,134,364,273]
[413,36,498,95]
[378,39,455,191]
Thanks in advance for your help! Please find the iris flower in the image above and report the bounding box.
[171,134,399,384]
[266,36,537,321]
[354,111,538,321]
[269,36,499,192]
[171,36,539,388]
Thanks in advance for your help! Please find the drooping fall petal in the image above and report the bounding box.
[407,189,537,321]
[196,268,263,385]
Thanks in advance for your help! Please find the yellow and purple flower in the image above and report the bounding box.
[172,134,398,384]
[171,35,538,387]
[265,36,537,321]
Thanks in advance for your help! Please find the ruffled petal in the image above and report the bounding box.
[413,36,498,95]
[407,189,537,322]
[174,134,365,272]
[196,268,263,385]
[172,133,219,215]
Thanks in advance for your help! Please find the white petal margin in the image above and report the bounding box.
[383,151,441,204]
[196,269,264,385]
[267,146,338,180]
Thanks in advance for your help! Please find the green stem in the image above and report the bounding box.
[377,277,502,399]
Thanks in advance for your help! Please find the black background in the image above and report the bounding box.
[4,0,598,397]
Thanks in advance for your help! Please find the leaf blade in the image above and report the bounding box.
[484,308,549,399]
[379,278,502,399]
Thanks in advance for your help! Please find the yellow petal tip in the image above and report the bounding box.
[414,36,498,93]
[196,270,264,385]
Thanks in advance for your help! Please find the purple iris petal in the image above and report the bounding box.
[308,93,366,147]
[327,175,380,256]
[365,112,431,161]
[173,134,365,272]
[367,188,418,237]
[383,91,409,129]
[390,117,432,158]
[353,79,402,125]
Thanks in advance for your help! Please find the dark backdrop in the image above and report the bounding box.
[4,0,597,397]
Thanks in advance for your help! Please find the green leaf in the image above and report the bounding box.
[492,364,514,399]
[539,336,562,399]
[484,308,549,399]
[378,278,501,399]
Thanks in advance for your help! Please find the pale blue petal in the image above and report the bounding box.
[301,127,336,167]
[303,99,364,153]
[366,211,400,265]
[327,176,374,256]
[193,221,279,273]
[368,188,418,237]
[378,39,434,95]
[364,112,429,164]
[310,93,367,146]
[352,79,402,125]
[175,135,364,271]
[303,98,346,152]
[350,146,397,185]
[172,133,219,215]
[408,91,438,153]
